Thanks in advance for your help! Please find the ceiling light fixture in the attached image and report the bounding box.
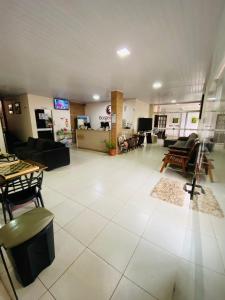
[117,48,130,58]
[152,81,162,89]
[207,97,216,101]
[171,99,176,103]
[93,94,100,100]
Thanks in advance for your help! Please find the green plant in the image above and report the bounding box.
[104,140,116,150]
[56,128,72,138]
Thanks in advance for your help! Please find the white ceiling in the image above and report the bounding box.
[0,0,224,103]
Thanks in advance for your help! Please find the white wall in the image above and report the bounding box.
[27,94,71,140]
[85,101,111,129]
[123,99,136,129]
[200,5,225,141]
[154,102,200,113]
[0,121,6,152]
[134,99,150,132]
[85,99,150,132]
[208,6,225,84]
[3,94,33,141]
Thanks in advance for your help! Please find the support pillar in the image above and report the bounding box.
[111,90,123,153]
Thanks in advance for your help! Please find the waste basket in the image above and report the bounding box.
[0,208,55,288]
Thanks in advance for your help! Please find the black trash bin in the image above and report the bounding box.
[0,208,55,287]
[146,132,152,144]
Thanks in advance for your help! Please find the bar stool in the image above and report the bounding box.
[0,208,55,299]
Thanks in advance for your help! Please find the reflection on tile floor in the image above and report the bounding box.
[0,144,225,299]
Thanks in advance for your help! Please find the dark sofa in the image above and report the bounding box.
[169,133,198,151]
[14,137,70,171]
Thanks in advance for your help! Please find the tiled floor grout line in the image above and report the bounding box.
[60,208,225,283]
[63,217,111,249]
[209,215,225,273]
[41,189,189,299]
[38,244,87,291]
[180,256,225,276]
[180,225,225,276]
[108,207,159,300]
[41,216,114,293]
[1,146,225,299]
[48,190,158,299]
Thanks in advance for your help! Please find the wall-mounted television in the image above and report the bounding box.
[138,118,152,132]
[53,98,69,110]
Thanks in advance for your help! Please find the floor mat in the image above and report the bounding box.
[151,178,224,218]
[151,177,185,206]
[191,187,224,218]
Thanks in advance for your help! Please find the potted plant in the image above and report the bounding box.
[104,140,116,156]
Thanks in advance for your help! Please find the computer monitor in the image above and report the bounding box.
[100,121,110,128]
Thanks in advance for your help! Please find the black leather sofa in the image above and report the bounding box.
[14,137,70,171]
[169,133,198,150]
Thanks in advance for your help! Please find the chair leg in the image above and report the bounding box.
[160,156,169,173]
[160,161,167,173]
[182,160,186,174]
[1,203,7,224]
[0,247,18,300]
[34,199,39,208]
[6,203,13,221]
[38,192,45,207]
[208,167,214,182]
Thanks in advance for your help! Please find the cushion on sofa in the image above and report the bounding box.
[14,148,39,160]
[185,133,198,148]
[27,137,37,149]
[53,142,65,148]
[35,139,55,151]
[173,140,186,148]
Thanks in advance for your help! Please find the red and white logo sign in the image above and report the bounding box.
[106,105,111,115]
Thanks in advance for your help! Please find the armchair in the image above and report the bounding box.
[160,137,200,174]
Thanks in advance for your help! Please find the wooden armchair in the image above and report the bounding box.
[160,139,200,174]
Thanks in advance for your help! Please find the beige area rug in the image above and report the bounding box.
[151,178,224,218]
[191,187,224,218]
[151,177,185,206]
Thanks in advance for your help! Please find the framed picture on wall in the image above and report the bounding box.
[172,117,179,124]
[8,104,14,115]
[14,102,21,114]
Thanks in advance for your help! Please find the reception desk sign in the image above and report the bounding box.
[99,105,111,121]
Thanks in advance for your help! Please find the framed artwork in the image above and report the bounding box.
[172,117,179,124]
[8,104,14,115]
[191,117,198,124]
[14,102,21,114]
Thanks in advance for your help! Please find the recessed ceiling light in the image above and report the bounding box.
[152,81,162,89]
[117,48,130,58]
[171,99,176,103]
[207,97,216,100]
[93,94,100,100]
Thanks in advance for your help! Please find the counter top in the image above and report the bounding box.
[76,129,110,152]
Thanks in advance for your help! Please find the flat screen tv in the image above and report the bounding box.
[53,98,69,110]
[138,118,152,132]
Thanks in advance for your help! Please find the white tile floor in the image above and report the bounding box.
[1,143,225,299]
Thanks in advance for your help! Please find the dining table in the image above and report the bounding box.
[0,159,46,182]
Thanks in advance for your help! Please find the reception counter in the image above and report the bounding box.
[76,129,110,152]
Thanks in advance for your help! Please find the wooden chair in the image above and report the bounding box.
[160,139,200,174]
[118,136,128,153]
[200,153,214,182]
